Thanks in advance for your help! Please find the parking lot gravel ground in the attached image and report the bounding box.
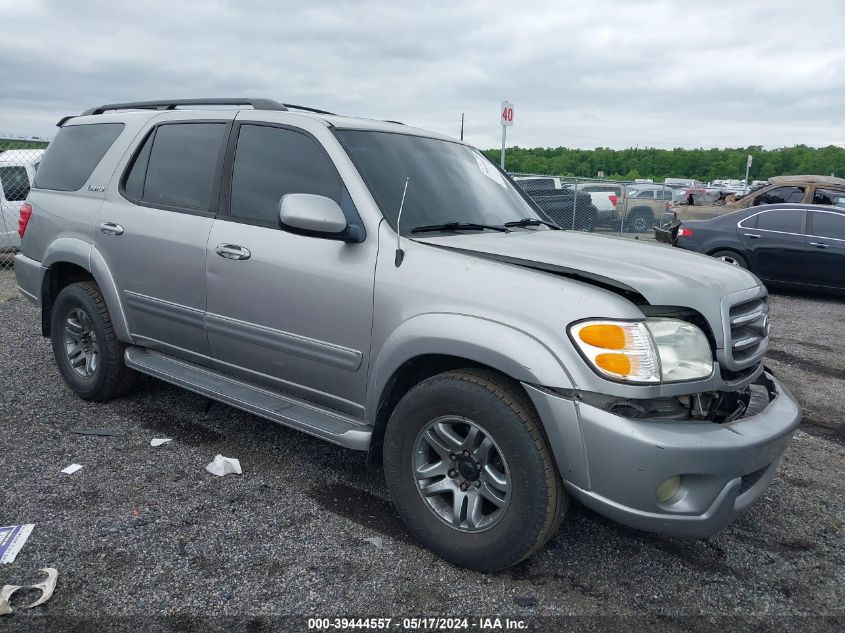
[0,272,843,630]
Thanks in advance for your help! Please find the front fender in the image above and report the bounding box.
[367,312,574,423]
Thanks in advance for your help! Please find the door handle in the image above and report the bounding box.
[809,242,830,249]
[98,222,124,236]
[743,233,761,239]
[215,243,251,260]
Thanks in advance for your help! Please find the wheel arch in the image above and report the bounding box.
[40,241,130,340]
[365,314,575,467]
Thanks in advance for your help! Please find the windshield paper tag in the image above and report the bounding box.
[473,151,507,189]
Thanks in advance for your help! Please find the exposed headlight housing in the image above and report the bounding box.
[569,318,713,384]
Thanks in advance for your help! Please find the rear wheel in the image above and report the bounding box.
[625,208,655,233]
[50,281,136,401]
[711,250,748,269]
[383,369,567,571]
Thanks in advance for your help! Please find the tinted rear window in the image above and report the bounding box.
[811,211,845,240]
[140,123,226,210]
[0,166,30,201]
[34,123,124,191]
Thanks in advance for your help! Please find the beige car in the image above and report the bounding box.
[733,175,845,209]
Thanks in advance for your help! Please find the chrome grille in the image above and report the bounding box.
[726,297,769,369]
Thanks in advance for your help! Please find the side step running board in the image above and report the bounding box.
[124,347,372,450]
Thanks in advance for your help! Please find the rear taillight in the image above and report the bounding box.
[677,226,693,238]
[609,194,618,207]
[18,203,33,238]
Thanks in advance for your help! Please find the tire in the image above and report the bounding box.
[711,250,748,269]
[383,369,567,571]
[50,281,136,401]
[575,208,598,232]
[625,208,654,233]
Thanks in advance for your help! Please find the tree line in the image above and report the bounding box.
[483,145,845,182]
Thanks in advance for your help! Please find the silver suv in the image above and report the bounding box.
[15,98,800,571]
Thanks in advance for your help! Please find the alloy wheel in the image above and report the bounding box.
[63,307,99,378]
[411,416,511,532]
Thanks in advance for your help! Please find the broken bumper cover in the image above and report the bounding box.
[525,371,801,538]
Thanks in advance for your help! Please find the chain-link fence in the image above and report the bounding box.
[510,173,682,238]
[0,139,48,274]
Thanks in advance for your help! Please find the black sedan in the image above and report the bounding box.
[663,203,845,291]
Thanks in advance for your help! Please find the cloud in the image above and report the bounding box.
[1,0,844,149]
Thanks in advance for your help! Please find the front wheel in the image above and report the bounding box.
[50,281,136,401]
[711,250,748,269]
[383,369,567,571]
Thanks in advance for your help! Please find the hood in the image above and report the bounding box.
[415,230,764,346]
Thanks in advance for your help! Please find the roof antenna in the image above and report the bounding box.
[395,177,410,267]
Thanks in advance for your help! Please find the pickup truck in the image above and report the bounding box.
[512,176,599,230]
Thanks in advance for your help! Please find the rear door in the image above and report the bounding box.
[96,114,233,362]
[205,118,377,416]
[806,209,845,289]
[739,208,809,284]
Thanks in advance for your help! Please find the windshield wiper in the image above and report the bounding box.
[411,222,510,234]
[504,217,561,230]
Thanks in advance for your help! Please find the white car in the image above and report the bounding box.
[0,149,43,251]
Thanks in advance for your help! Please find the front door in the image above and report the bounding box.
[96,116,232,361]
[205,121,376,416]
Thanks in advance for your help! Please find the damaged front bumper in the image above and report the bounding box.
[524,370,801,538]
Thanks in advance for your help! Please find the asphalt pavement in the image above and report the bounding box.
[0,274,842,631]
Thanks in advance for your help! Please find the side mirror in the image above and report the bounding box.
[279,193,357,241]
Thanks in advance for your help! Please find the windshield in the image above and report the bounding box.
[335,130,544,235]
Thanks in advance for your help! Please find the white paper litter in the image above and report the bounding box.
[364,536,383,550]
[0,525,34,564]
[205,454,242,477]
[61,464,82,475]
[150,438,172,447]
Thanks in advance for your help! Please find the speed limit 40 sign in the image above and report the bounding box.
[501,101,514,127]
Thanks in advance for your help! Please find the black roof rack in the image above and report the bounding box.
[80,98,288,116]
[282,103,336,115]
[58,98,338,127]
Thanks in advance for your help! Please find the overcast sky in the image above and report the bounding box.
[2,0,844,149]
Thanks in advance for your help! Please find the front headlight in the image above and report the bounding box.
[569,318,713,384]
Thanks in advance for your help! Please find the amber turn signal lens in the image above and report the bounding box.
[578,324,627,350]
[594,353,632,375]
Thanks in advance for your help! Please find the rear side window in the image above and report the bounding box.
[34,123,124,191]
[229,124,342,224]
[0,166,30,201]
[811,211,845,240]
[137,123,227,210]
[756,209,803,233]
[812,188,845,207]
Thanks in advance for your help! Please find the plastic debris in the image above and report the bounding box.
[205,455,242,477]
[60,464,82,475]
[0,525,34,564]
[364,536,383,550]
[0,568,58,616]
[150,438,172,447]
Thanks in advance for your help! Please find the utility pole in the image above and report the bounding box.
[460,113,465,141]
